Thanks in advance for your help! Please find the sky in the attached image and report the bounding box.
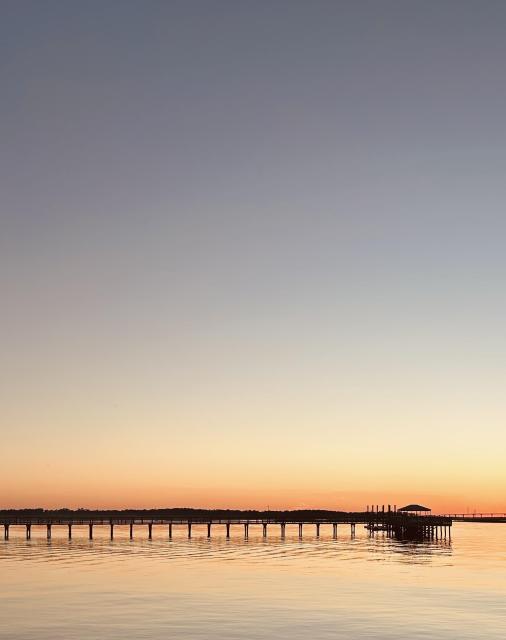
[1,1,505,513]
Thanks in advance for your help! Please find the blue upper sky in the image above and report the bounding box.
[1,1,505,509]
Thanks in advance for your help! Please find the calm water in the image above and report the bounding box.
[1,523,505,639]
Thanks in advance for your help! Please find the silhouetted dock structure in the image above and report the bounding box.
[1,507,453,541]
[365,507,452,540]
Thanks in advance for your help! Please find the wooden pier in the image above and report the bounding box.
[441,513,506,523]
[0,508,452,541]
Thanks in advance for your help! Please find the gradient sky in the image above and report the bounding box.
[1,1,505,512]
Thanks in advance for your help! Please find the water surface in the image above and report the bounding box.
[1,523,505,639]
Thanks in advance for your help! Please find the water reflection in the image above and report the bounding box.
[0,524,453,567]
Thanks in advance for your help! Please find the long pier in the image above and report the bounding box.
[0,509,452,541]
[441,513,506,523]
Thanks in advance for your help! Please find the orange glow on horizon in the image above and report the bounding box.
[3,484,504,515]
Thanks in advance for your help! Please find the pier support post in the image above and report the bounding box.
[316,523,320,537]
[333,523,337,538]
[26,524,31,540]
[262,523,267,537]
[110,522,114,540]
[244,523,248,538]
[68,523,72,540]
[351,523,356,537]
[4,524,9,540]
[130,522,134,539]
[226,523,230,539]
[169,523,172,539]
[148,523,153,540]
[298,523,303,537]
[207,523,212,538]
[280,523,286,538]
[47,524,52,540]
[187,523,191,538]
[89,523,93,540]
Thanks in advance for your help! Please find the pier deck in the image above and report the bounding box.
[1,509,453,541]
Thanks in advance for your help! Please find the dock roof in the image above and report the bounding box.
[398,504,431,512]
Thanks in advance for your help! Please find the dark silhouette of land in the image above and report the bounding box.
[1,508,503,521]
[1,507,353,521]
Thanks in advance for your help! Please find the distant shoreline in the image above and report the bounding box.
[1,508,504,522]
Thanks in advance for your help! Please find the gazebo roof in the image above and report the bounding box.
[398,504,431,512]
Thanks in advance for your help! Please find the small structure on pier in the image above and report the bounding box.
[398,504,431,515]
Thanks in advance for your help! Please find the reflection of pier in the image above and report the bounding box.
[1,508,452,541]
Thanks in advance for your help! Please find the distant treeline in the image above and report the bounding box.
[0,507,365,518]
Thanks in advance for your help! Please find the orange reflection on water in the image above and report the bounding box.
[1,523,505,639]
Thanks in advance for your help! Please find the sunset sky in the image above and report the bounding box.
[1,1,505,513]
